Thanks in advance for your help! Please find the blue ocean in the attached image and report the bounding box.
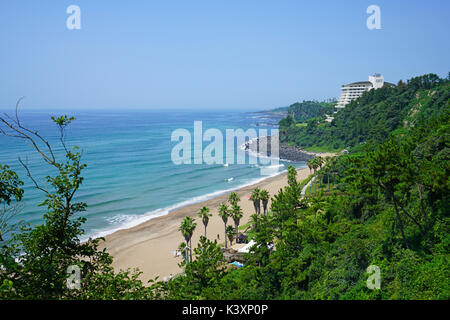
[0,110,305,240]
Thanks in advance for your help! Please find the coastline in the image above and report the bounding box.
[99,136,337,282]
[100,166,311,282]
[90,135,314,242]
[244,135,336,161]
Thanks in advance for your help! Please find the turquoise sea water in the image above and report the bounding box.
[0,110,305,239]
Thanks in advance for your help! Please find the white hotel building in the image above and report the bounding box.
[336,74,395,109]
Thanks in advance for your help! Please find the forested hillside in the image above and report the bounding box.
[282,100,335,123]
[279,74,450,151]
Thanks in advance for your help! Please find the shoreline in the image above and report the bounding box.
[84,165,290,242]
[99,140,337,282]
[100,166,311,282]
[244,135,336,162]
[89,135,322,242]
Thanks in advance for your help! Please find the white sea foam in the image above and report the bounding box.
[82,137,303,242]
[241,136,283,163]
[81,165,294,241]
[241,136,297,163]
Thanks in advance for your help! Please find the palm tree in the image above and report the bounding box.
[226,225,236,246]
[307,159,313,175]
[250,188,261,215]
[179,217,191,248]
[228,192,240,206]
[316,156,324,191]
[231,203,243,235]
[313,157,320,174]
[259,189,270,215]
[311,158,319,194]
[316,156,324,169]
[328,156,338,190]
[198,206,212,238]
[323,155,338,191]
[309,158,316,177]
[179,216,196,263]
[250,213,259,232]
[218,203,230,248]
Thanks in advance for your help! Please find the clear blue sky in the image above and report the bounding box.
[0,0,449,110]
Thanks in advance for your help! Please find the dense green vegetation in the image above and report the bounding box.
[0,73,448,300]
[279,100,335,124]
[155,93,449,299]
[279,74,450,151]
[0,115,154,299]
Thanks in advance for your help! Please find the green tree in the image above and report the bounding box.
[156,237,226,299]
[250,188,261,215]
[259,189,270,215]
[307,159,313,175]
[365,138,420,248]
[0,108,149,299]
[311,158,320,193]
[179,216,197,263]
[0,165,24,242]
[178,242,188,265]
[279,115,295,128]
[250,213,260,232]
[198,206,211,238]
[226,225,236,246]
[307,191,328,221]
[228,192,240,207]
[230,204,243,236]
[0,165,24,206]
[218,203,230,248]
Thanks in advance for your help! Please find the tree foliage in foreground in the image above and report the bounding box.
[0,112,153,299]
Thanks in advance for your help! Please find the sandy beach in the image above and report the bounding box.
[100,166,316,283]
